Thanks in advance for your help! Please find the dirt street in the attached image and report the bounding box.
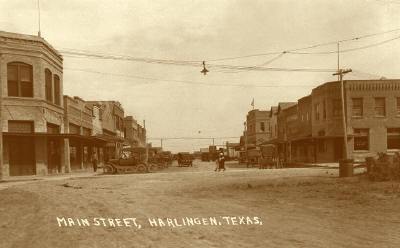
[0,160,399,248]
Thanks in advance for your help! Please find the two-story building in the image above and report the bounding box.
[124,116,141,148]
[63,95,106,171]
[313,80,400,162]
[85,101,125,161]
[0,31,67,176]
[244,109,271,163]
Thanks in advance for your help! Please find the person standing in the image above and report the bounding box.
[91,151,98,172]
[218,149,226,171]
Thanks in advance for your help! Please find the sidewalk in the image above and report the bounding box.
[0,171,101,190]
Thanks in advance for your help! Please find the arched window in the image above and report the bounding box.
[7,62,33,97]
[45,69,53,102]
[54,75,60,105]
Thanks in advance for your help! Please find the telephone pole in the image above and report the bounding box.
[144,120,148,164]
[333,68,352,160]
[244,121,248,163]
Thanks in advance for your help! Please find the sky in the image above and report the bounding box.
[1,0,400,152]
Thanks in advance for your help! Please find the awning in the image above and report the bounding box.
[3,132,108,145]
[260,139,285,145]
[93,134,125,143]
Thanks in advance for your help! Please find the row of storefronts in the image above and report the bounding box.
[241,80,400,164]
[0,31,146,177]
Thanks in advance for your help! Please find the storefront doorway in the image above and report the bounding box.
[8,136,36,176]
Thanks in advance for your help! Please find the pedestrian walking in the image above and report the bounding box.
[91,152,98,172]
[218,149,226,171]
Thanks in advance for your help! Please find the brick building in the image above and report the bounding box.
[124,116,146,148]
[290,95,314,163]
[277,80,400,163]
[244,109,271,163]
[269,106,278,141]
[85,101,125,161]
[312,80,400,162]
[0,31,67,176]
[63,96,105,171]
[246,109,271,146]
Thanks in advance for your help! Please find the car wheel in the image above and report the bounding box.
[136,164,148,173]
[103,164,115,174]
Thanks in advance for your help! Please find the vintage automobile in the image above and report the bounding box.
[103,147,149,174]
[177,152,193,167]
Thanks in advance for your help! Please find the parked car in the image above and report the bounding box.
[177,152,193,167]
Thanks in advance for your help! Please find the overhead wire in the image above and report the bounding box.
[287,35,400,54]
[59,27,400,64]
[64,67,330,88]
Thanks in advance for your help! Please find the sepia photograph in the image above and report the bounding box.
[0,0,400,247]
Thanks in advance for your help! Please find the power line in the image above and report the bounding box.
[64,67,329,88]
[286,35,400,55]
[205,27,400,61]
[59,27,400,65]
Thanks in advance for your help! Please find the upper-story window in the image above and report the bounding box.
[374,98,386,117]
[352,98,363,117]
[7,62,33,97]
[45,69,53,102]
[54,75,61,105]
[260,122,265,132]
[314,103,320,121]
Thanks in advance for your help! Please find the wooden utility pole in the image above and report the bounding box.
[333,69,352,160]
[244,121,248,163]
[144,120,148,164]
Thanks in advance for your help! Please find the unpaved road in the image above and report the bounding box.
[0,161,399,248]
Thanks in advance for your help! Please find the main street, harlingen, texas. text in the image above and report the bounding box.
[56,216,263,229]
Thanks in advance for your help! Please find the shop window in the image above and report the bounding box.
[374,98,386,116]
[354,128,369,151]
[352,98,363,117]
[8,121,34,133]
[387,128,400,150]
[7,62,33,97]
[47,123,60,134]
[69,123,80,134]
[83,127,91,136]
[45,69,53,102]
[54,75,61,105]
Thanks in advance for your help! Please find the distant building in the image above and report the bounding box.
[242,109,271,164]
[137,124,146,147]
[275,102,297,163]
[124,116,141,147]
[226,142,240,159]
[85,101,125,161]
[246,109,271,146]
